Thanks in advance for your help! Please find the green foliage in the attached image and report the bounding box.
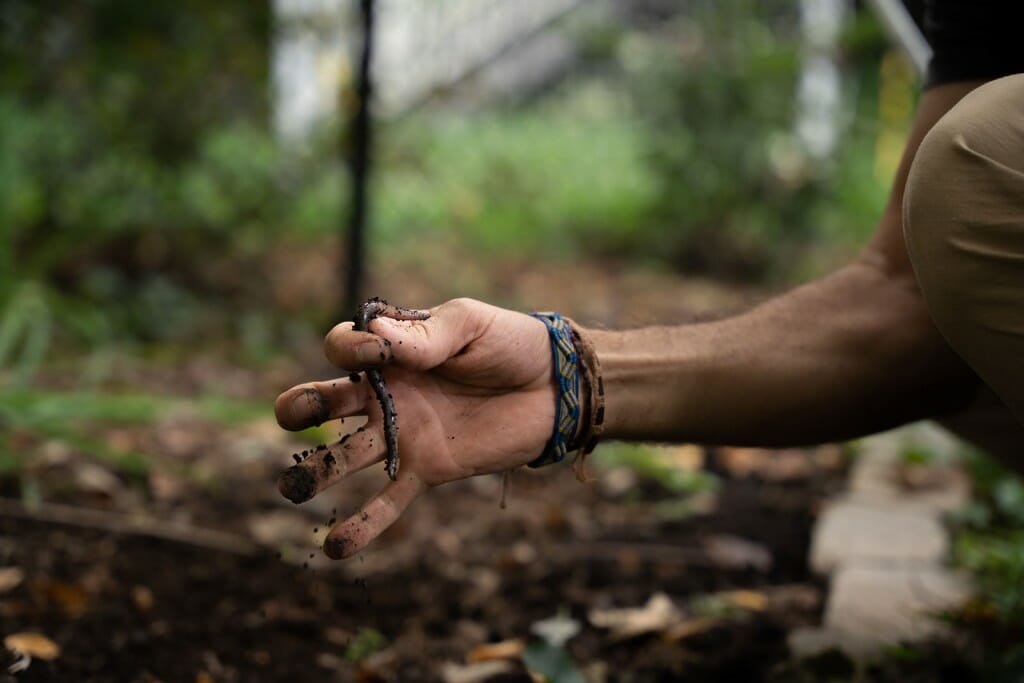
[614,0,893,279]
[0,389,266,428]
[0,388,267,480]
[523,642,586,683]
[0,0,899,356]
[952,452,1024,627]
[344,627,388,663]
[525,610,585,683]
[0,282,52,387]
[0,0,340,345]
[0,92,346,343]
[593,443,719,497]
[955,531,1024,623]
[377,107,657,259]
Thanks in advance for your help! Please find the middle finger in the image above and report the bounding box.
[278,425,386,504]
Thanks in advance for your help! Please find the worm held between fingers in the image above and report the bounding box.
[353,297,430,480]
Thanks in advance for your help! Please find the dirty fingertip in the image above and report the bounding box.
[275,387,328,430]
[323,534,353,560]
[278,466,316,505]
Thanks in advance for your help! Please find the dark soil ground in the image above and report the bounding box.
[0,436,846,682]
[3,259,1005,682]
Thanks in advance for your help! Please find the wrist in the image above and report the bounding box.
[585,325,702,442]
[564,318,604,456]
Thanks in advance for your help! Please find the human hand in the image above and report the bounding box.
[274,298,556,559]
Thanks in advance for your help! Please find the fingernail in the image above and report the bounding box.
[356,340,390,364]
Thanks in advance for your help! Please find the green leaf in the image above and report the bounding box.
[522,641,586,683]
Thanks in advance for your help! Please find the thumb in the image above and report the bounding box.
[322,298,494,372]
[372,298,495,371]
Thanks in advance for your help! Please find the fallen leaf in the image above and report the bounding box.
[588,593,683,640]
[31,579,88,618]
[0,567,24,594]
[72,462,121,497]
[599,467,637,498]
[316,652,345,671]
[4,632,60,660]
[247,510,311,547]
[723,589,768,612]
[530,612,580,648]
[663,617,717,642]
[132,585,155,611]
[763,584,821,612]
[717,447,816,481]
[442,660,514,683]
[664,445,705,472]
[149,470,186,502]
[323,626,352,646]
[688,589,768,620]
[703,534,773,572]
[7,651,30,674]
[467,639,525,662]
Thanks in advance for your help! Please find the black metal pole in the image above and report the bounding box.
[343,0,375,318]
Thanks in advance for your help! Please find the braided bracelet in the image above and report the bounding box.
[529,312,581,468]
[565,316,605,479]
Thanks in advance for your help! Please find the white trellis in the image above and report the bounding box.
[271,0,587,140]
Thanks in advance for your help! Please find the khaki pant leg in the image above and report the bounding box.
[904,74,1024,444]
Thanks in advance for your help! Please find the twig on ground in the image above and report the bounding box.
[0,498,257,556]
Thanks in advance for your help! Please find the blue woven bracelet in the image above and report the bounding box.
[529,311,581,468]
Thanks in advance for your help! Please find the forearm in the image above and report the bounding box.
[589,256,980,446]
[586,80,988,447]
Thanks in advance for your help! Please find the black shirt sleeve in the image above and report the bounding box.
[924,1,1024,87]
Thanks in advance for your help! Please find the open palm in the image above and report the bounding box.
[274,298,555,559]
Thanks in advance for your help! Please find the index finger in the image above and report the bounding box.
[274,376,372,431]
[324,298,491,373]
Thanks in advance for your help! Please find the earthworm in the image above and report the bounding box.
[353,297,430,480]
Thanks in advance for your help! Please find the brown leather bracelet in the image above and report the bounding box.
[564,317,605,480]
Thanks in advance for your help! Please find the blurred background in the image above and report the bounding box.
[3,1,1022,681]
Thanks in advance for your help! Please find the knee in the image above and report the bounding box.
[903,75,1024,296]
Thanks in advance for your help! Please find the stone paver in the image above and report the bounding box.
[787,626,849,659]
[809,499,947,574]
[793,423,976,660]
[849,443,970,511]
[824,563,972,645]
